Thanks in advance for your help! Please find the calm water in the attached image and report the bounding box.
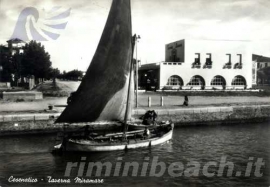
[0,122,269,187]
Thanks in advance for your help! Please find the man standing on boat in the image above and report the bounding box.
[142,110,157,125]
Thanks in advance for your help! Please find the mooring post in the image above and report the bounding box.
[160,96,164,107]
[148,97,151,107]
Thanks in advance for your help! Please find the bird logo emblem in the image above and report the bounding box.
[10,7,71,41]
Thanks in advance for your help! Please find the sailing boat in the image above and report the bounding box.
[54,0,174,152]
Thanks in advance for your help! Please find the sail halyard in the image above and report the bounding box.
[123,0,135,134]
[56,0,133,124]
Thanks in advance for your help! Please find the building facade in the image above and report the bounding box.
[6,38,25,55]
[253,54,270,69]
[139,39,254,90]
[253,54,270,85]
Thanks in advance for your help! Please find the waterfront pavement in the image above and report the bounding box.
[2,80,269,114]
[0,94,270,113]
[4,80,266,111]
[0,92,270,122]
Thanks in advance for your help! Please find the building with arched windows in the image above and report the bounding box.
[138,39,258,90]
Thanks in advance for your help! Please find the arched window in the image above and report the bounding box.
[187,75,205,86]
[232,76,246,86]
[211,76,226,86]
[167,75,183,86]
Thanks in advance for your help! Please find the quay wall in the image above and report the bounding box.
[133,105,270,126]
[0,105,269,135]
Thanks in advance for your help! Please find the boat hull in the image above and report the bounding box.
[128,124,156,130]
[63,125,173,152]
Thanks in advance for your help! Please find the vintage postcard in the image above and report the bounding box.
[0,0,269,186]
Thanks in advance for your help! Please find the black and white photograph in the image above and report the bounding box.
[0,0,269,186]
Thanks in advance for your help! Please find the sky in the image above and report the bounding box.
[0,0,270,72]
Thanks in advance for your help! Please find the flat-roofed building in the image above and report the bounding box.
[139,39,254,90]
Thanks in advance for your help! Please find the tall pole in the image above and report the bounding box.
[135,35,140,108]
[136,37,138,108]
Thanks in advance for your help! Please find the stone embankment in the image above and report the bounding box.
[0,105,269,135]
[134,105,270,125]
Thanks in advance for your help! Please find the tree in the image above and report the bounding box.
[0,45,12,82]
[66,70,83,80]
[12,53,23,84]
[48,67,60,83]
[58,69,83,81]
[21,40,52,82]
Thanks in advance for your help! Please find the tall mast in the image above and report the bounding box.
[123,35,136,134]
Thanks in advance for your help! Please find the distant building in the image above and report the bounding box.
[253,54,270,85]
[139,39,254,90]
[0,38,27,87]
[6,38,26,55]
[253,54,270,69]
